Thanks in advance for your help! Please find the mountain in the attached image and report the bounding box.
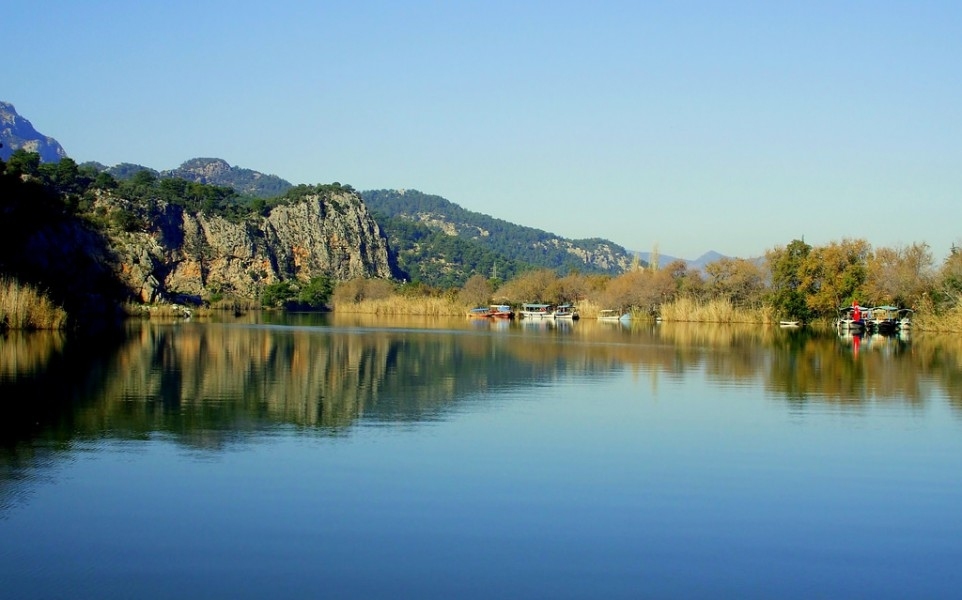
[635,250,729,271]
[361,189,638,285]
[1,166,392,318]
[0,101,67,163]
[81,158,294,199]
[164,158,293,198]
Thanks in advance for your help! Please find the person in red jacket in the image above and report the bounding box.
[853,301,861,322]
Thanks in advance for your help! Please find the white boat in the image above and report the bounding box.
[835,304,865,332]
[520,303,553,318]
[552,304,579,320]
[897,308,913,330]
[779,320,801,328]
[597,309,624,322]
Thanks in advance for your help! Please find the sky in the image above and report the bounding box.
[5,1,961,261]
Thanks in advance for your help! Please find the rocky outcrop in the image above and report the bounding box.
[97,191,393,304]
[0,101,67,163]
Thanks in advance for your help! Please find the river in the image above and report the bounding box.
[2,314,961,598]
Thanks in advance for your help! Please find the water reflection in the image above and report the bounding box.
[2,318,962,451]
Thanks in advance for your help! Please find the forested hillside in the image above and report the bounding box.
[362,189,638,285]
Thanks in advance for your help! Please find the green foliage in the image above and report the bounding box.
[362,189,630,277]
[766,239,813,321]
[5,148,40,177]
[373,212,528,288]
[261,281,295,308]
[110,208,142,232]
[259,277,334,309]
[113,173,255,222]
[297,276,334,308]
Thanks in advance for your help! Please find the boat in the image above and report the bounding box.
[488,304,514,319]
[897,308,913,330]
[552,304,579,320]
[467,307,492,319]
[520,303,553,318]
[865,305,899,334]
[779,320,801,328]
[835,304,865,332]
[597,309,624,322]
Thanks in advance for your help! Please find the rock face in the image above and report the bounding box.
[0,101,67,163]
[97,191,393,304]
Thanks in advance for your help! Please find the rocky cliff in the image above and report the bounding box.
[0,101,67,163]
[91,190,393,304]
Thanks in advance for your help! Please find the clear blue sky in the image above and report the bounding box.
[6,1,961,261]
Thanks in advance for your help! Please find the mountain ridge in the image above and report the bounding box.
[2,101,725,280]
[0,101,67,163]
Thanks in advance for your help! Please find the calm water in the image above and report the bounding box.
[2,314,962,599]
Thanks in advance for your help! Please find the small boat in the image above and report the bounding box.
[779,320,801,328]
[835,304,865,332]
[895,308,913,330]
[552,304,579,320]
[489,304,514,319]
[520,303,553,318]
[865,305,899,334]
[597,309,624,322]
[467,307,491,319]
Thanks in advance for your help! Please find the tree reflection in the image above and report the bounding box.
[1,320,961,453]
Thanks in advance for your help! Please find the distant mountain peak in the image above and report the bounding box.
[634,249,731,271]
[163,158,293,198]
[0,101,68,163]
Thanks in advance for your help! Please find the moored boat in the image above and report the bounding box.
[520,303,553,318]
[467,307,491,319]
[897,308,913,330]
[552,304,579,320]
[489,304,514,319]
[835,303,865,332]
[597,309,624,322]
[865,305,899,334]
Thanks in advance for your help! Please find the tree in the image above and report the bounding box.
[936,245,962,308]
[5,149,41,178]
[766,239,812,320]
[799,238,870,317]
[865,243,933,308]
[704,257,765,308]
[297,276,335,308]
[458,274,492,307]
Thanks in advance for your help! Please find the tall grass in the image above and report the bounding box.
[658,297,774,324]
[914,304,962,333]
[0,277,68,330]
[335,296,466,316]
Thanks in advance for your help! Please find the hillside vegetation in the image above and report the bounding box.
[362,189,638,285]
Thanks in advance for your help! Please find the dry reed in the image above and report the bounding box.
[658,297,773,324]
[914,304,962,333]
[335,296,466,316]
[0,277,68,330]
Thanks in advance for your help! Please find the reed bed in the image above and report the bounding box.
[914,304,962,333]
[335,296,466,316]
[0,278,68,330]
[658,297,773,324]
